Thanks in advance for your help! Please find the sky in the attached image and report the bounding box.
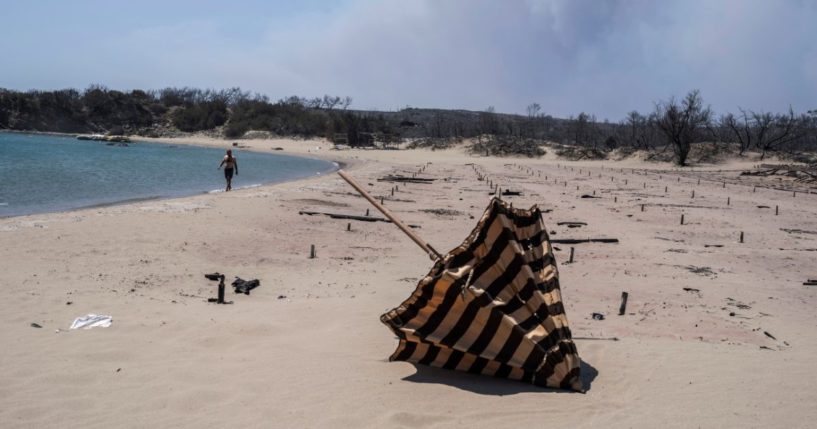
[1,0,815,120]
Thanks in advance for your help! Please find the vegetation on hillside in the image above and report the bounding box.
[1,86,815,165]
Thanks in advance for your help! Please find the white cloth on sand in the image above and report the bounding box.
[70,314,113,330]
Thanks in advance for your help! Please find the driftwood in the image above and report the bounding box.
[742,164,817,183]
[557,221,587,227]
[299,210,420,228]
[487,190,522,196]
[550,238,619,244]
[573,336,620,341]
[377,175,435,184]
[781,228,817,235]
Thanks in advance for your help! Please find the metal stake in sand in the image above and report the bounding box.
[740,231,744,243]
[681,214,685,225]
[310,244,316,259]
[775,205,779,215]
[727,197,730,206]
[569,247,575,263]
[337,170,443,260]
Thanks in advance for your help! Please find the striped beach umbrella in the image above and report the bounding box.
[336,171,582,391]
[381,198,582,391]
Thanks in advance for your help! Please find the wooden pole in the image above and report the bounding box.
[217,276,225,304]
[337,170,443,260]
[619,292,629,315]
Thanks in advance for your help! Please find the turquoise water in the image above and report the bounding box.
[0,133,337,217]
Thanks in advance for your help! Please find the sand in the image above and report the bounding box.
[2,137,816,428]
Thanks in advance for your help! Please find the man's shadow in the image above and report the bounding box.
[401,360,598,395]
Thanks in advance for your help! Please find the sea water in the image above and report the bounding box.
[0,133,337,217]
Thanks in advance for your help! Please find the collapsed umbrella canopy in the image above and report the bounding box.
[381,198,583,391]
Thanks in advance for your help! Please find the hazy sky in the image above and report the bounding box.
[1,0,815,119]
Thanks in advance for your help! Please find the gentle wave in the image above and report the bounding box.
[207,183,263,194]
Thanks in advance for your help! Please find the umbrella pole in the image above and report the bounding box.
[337,170,443,261]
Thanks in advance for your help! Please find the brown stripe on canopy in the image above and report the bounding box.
[381,198,582,391]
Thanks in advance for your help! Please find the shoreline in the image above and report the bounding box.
[2,130,813,222]
[0,132,350,220]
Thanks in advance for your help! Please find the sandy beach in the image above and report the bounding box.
[2,137,816,428]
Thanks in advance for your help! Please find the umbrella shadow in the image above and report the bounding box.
[401,360,598,395]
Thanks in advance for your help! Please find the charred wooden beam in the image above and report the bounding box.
[550,238,619,244]
[299,210,421,228]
